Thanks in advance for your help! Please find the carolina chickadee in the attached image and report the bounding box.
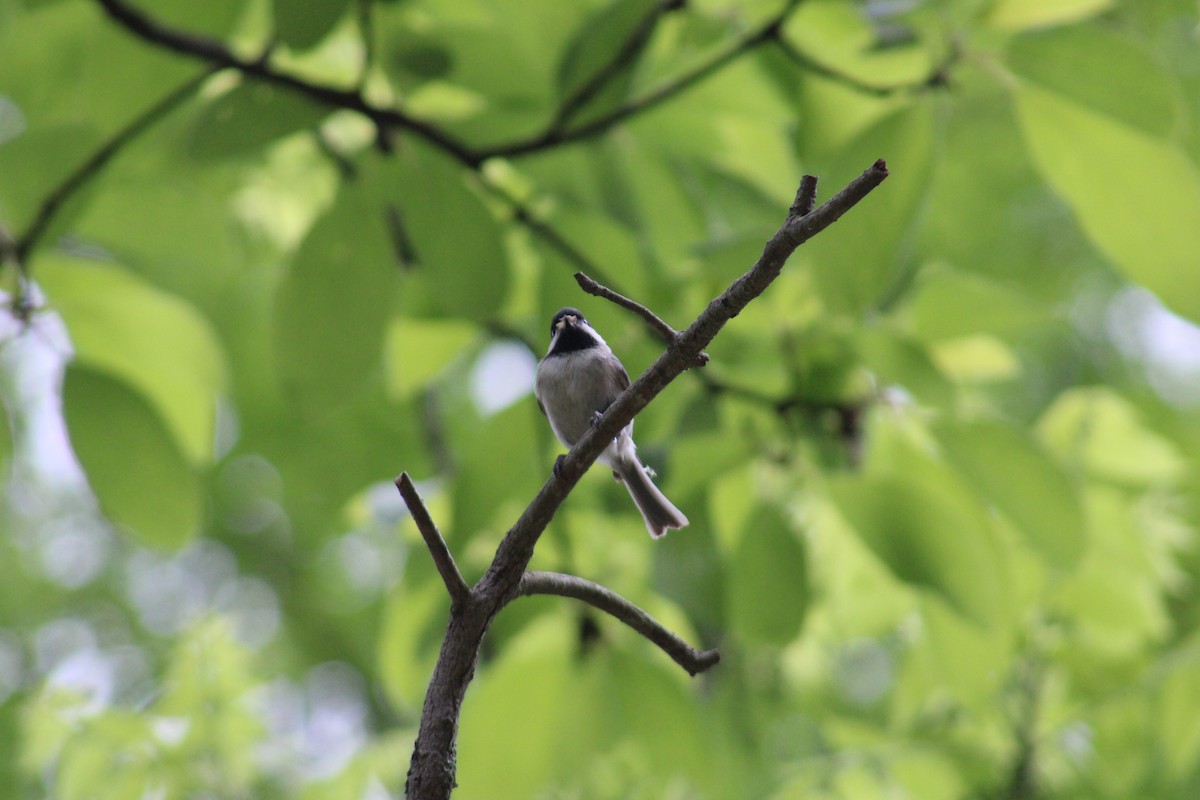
[535,307,689,538]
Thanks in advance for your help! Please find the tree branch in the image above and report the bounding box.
[573,271,678,345]
[519,570,719,676]
[93,0,482,167]
[93,0,803,175]
[479,160,887,605]
[395,473,471,611]
[405,160,888,799]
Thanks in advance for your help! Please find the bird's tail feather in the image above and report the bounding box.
[618,459,688,538]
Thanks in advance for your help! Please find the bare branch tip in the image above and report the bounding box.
[791,174,819,217]
[688,648,721,676]
[394,471,471,607]
[574,271,594,289]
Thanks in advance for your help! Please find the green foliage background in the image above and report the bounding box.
[2,0,1200,797]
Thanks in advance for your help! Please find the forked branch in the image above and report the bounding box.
[402,162,888,800]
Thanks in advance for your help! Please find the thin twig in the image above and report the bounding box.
[395,472,471,610]
[519,570,719,676]
[574,272,678,345]
[574,271,709,366]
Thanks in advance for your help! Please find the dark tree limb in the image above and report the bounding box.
[519,570,719,676]
[402,161,888,799]
[395,473,470,611]
[92,0,804,172]
[93,0,483,166]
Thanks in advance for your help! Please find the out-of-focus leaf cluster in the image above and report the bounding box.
[1,0,1200,797]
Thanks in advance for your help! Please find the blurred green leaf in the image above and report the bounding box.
[454,614,576,800]
[1007,24,1180,137]
[805,100,935,314]
[155,620,261,787]
[449,400,542,542]
[69,165,245,303]
[1157,640,1200,780]
[856,327,952,407]
[0,396,10,478]
[64,367,202,547]
[782,0,936,89]
[384,317,478,401]
[708,464,757,555]
[664,430,754,498]
[377,579,446,713]
[728,504,808,646]
[0,124,96,236]
[897,597,1014,717]
[273,0,348,51]
[936,419,1085,568]
[914,87,1089,300]
[8,2,1200,798]
[556,0,657,126]
[187,82,328,160]
[40,254,228,464]
[377,2,578,142]
[0,0,197,234]
[909,268,1051,341]
[393,141,510,320]
[1053,488,1171,682]
[1037,387,1186,486]
[1015,83,1200,322]
[274,164,396,410]
[987,0,1116,30]
[0,1,193,130]
[829,471,1007,627]
[125,0,243,38]
[928,334,1021,385]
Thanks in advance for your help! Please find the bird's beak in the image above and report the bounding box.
[555,315,578,331]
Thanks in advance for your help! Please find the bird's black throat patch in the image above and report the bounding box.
[548,324,600,356]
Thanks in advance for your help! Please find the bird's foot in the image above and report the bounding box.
[553,455,568,479]
[589,410,604,428]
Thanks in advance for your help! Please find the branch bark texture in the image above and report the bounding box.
[403,161,889,800]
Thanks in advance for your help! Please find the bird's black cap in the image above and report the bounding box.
[550,307,586,333]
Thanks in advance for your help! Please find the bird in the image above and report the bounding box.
[535,307,688,538]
